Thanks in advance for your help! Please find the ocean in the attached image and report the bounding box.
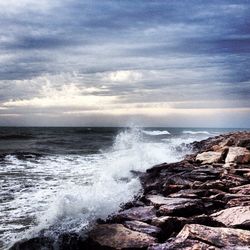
[0,127,246,249]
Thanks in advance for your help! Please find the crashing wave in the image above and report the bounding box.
[142,130,171,136]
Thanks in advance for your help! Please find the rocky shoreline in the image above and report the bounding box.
[11,132,250,250]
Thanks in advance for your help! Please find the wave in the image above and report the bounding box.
[0,134,34,140]
[182,130,211,135]
[142,130,171,136]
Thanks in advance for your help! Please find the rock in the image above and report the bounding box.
[225,147,250,164]
[10,237,53,250]
[175,224,250,248]
[211,206,250,229]
[145,195,203,216]
[123,220,161,237]
[196,151,223,164]
[148,239,218,250]
[227,197,250,207]
[114,206,156,222]
[151,216,189,239]
[237,138,250,150]
[168,189,205,199]
[89,224,156,249]
[230,184,250,195]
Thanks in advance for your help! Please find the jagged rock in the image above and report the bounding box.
[211,206,250,229]
[196,151,223,164]
[114,206,156,222]
[175,224,250,248]
[168,189,205,199]
[237,138,250,150]
[148,239,218,250]
[145,195,203,216]
[227,197,250,207]
[123,220,161,237]
[10,237,53,250]
[225,147,250,164]
[89,224,156,249]
[230,184,250,195]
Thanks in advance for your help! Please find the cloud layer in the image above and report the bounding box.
[0,0,250,127]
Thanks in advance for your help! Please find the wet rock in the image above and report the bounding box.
[211,206,250,229]
[89,224,156,249]
[10,237,53,250]
[176,224,250,248]
[123,220,161,237]
[114,206,156,222]
[196,151,223,164]
[225,147,250,164]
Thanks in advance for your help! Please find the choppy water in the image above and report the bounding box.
[0,126,243,249]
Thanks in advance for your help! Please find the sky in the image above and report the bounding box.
[0,0,249,127]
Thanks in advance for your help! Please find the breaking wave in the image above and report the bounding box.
[1,127,210,248]
[142,130,171,136]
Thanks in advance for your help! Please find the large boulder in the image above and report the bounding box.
[175,224,250,248]
[89,224,156,249]
[196,151,223,164]
[225,147,250,164]
[114,206,156,222]
[211,206,250,229]
[146,195,203,216]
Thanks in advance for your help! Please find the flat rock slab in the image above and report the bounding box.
[146,195,202,215]
[196,151,222,164]
[230,184,250,195]
[115,206,156,222]
[123,220,161,237]
[211,206,250,228]
[176,224,250,248]
[89,224,156,249]
[225,147,250,164]
[148,239,218,250]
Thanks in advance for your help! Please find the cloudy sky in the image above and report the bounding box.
[0,0,249,127]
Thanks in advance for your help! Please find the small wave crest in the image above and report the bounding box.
[142,130,171,136]
[182,130,211,135]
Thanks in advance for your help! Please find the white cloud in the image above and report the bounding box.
[3,83,116,109]
[103,70,142,83]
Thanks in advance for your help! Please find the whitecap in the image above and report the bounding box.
[182,130,211,135]
[142,130,171,136]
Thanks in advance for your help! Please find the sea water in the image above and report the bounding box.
[0,126,241,248]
